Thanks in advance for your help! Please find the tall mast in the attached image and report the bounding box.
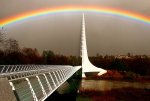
[80,13,107,77]
[81,13,88,67]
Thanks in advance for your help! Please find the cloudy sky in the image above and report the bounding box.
[1,0,150,56]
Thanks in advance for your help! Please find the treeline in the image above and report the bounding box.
[0,48,81,66]
[90,55,150,76]
[0,48,150,76]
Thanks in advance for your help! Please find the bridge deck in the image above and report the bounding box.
[0,65,81,101]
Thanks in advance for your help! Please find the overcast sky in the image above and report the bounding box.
[1,0,150,56]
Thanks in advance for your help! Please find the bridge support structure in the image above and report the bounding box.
[80,14,107,78]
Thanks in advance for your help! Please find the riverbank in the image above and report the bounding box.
[77,87,150,101]
[85,70,150,82]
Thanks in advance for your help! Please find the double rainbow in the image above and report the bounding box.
[1,6,150,27]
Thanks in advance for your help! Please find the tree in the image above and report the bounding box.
[110,59,126,71]
[0,50,4,64]
[5,38,20,53]
[42,50,55,64]
[22,48,42,64]
[0,27,6,50]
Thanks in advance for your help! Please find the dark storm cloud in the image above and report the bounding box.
[1,0,150,56]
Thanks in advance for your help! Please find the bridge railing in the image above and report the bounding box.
[0,65,72,73]
[0,65,75,81]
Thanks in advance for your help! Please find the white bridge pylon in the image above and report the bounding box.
[81,13,107,78]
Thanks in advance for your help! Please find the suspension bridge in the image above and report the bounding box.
[0,14,107,101]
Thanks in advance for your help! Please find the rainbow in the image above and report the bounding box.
[1,6,150,27]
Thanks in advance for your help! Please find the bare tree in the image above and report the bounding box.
[0,27,7,50]
[5,38,20,53]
